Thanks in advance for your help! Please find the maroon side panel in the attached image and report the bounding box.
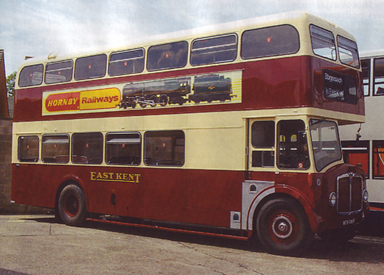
[12,164,245,228]
[13,56,363,123]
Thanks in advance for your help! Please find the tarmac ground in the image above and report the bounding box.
[0,215,383,275]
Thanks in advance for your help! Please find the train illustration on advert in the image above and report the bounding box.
[119,73,236,109]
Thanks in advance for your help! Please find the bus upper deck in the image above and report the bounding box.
[14,11,364,125]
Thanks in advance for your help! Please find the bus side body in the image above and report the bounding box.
[11,12,367,255]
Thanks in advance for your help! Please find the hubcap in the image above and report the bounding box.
[272,215,293,239]
[65,194,79,217]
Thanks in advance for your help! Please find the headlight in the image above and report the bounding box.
[363,189,369,203]
[329,192,337,207]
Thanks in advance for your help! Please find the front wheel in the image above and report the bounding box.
[256,198,314,255]
[58,184,87,226]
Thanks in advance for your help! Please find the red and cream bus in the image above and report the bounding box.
[11,12,368,255]
[340,50,384,217]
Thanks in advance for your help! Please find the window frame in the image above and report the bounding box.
[144,130,185,167]
[45,60,74,84]
[342,140,369,179]
[309,119,342,172]
[372,140,384,179]
[105,132,142,166]
[361,58,371,97]
[18,135,39,162]
[190,33,238,66]
[277,120,310,170]
[241,24,300,60]
[108,48,145,76]
[41,134,70,164]
[250,120,275,168]
[74,54,107,81]
[337,35,360,69]
[309,24,337,61]
[18,64,44,87]
[72,132,104,165]
[373,57,384,96]
[147,41,188,72]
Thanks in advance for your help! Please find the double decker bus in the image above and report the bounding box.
[11,12,368,255]
[340,50,384,217]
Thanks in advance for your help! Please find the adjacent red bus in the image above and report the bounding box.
[11,12,368,255]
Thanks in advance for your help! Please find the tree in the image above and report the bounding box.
[6,71,16,97]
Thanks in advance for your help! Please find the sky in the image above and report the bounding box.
[1,0,384,75]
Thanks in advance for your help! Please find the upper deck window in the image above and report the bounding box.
[361,59,370,96]
[74,54,107,80]
[147,41,188,71]
[109,48,145,76]
[337,36,359,68]
[310,25,336,61]
[374,58,384,96]
[241,25,299,59]
[45,60,73,84]
[18,64,44,87]
[190,34,238,66]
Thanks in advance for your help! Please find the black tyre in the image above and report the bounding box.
[58,184,87,226]
[256,198,314,255]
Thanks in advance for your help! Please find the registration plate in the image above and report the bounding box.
[342,218,355,226]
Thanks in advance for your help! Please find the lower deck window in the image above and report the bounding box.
[72,132,103,164]
[144,131,185,166]
[18,136,39,162]
[106,132,141,165]
[42,134,69,163]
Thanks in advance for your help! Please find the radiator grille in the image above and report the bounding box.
[337,173,363,214]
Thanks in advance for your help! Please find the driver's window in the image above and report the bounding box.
[278,120,309,169]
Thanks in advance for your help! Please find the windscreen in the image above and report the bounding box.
[310,119,342,171]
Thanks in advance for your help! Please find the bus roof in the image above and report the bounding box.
[18,11,356,70]
[360,50,384,59]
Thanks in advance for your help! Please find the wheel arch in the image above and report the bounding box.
[253,194,315,255]
[249,188,320,234]
[54,176,87,213]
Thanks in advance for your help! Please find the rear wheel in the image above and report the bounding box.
[256,198,314,255]
[58,184,87,226]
